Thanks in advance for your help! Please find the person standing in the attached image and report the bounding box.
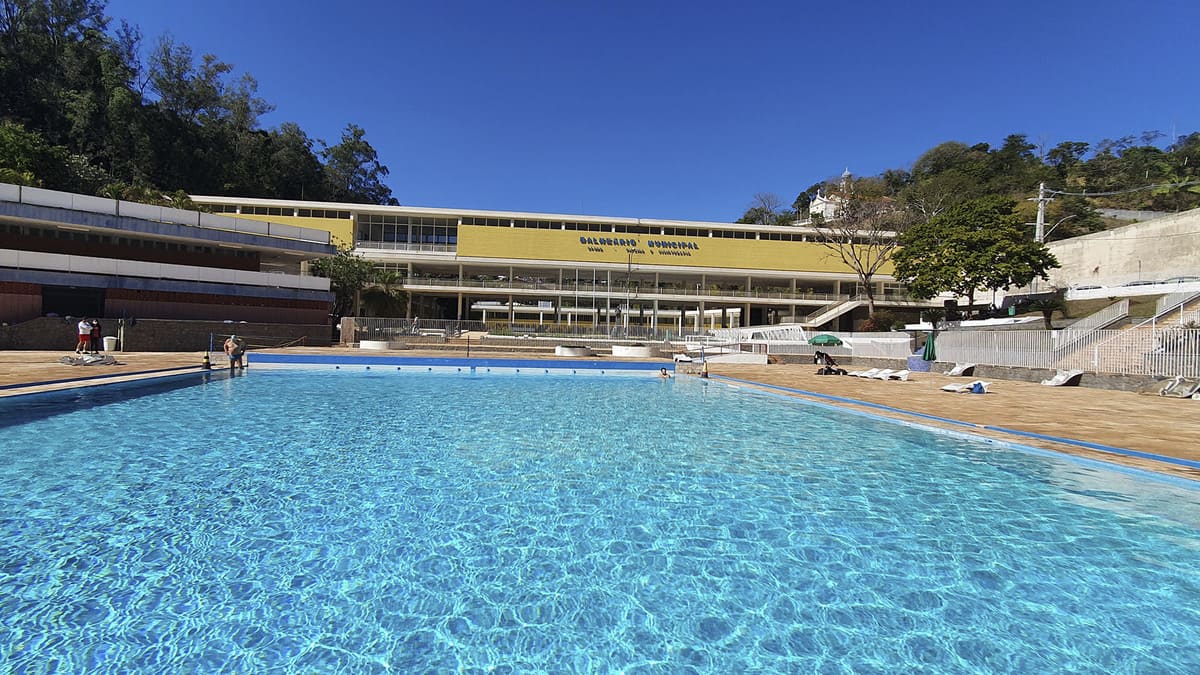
[223,334,246,371]
[89,318,102,353]
[75,317,92,354]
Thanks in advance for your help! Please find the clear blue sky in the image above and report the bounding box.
[106,0,1198,222]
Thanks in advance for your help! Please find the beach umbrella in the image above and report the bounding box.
[808,334,843,346]
[922,331,937,361]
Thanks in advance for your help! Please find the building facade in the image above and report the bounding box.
[192,195,928,332]
[0,183,335,325]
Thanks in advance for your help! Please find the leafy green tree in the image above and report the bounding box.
[308,247,381,320]
[263,122,325,200]
[321,124,396,205]
[891,196,1059,314]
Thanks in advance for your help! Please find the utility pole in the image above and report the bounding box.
[1030,182,1053,243]
[1028,182,1054,294]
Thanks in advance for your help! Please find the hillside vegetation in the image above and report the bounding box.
[740,133,1200,242]
[0,0,394,206]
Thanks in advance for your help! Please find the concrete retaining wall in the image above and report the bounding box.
[0,317,332,351]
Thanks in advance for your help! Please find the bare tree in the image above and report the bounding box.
[810,194,916,316]
[746,192,785,224]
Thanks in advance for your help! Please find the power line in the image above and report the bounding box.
[1046,180,1200,197]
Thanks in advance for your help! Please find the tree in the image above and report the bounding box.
[321,123,396,205]
[359,269,408,317]
[1028,289,1066,329]
[809,191,916,316]
[308,247,380,320]
[891,196,1059,314]
[736,192,786,225]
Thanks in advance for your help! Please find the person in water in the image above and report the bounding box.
[224,334,246,371]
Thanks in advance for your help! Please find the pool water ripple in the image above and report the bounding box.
[1,371,1199,672]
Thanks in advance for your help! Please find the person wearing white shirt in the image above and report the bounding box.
[76,318,93,354]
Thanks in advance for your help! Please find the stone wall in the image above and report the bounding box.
[0,317,332,352]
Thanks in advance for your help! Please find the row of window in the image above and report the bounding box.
[2,224,255,256]
[359,214,455,227]
[459,217,820,241]
[207,205,350,219]
[203,206,823,243]
[357,223,457,245]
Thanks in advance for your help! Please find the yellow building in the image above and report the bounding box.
[191,196,927,332]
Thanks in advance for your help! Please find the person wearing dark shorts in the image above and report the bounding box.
[223,334,246,371]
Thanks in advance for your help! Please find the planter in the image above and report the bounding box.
[555,345,594,357]
[611,344,654,358]
[359,340,403,350]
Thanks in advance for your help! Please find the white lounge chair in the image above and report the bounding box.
[866,368,895,379]
[850,368,881,378]
[941,380,991,394]
[1159,377,1200,399]
[1040,369,1084,386]
[879,369,910,381]
[58,354,117,366]
[944,363,976,377]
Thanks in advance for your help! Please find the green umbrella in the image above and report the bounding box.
[922,331,937,361]
[809,333,843,346]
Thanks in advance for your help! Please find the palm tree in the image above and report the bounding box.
[360,269,408,317]
[1027,289,1066,330]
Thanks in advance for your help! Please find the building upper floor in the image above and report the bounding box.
[189,194,898,282]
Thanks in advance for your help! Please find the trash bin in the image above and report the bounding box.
[103,336,119,352]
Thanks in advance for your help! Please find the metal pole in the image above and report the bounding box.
[1034,182,1047,243]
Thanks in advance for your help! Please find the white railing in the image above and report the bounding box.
[1,182,331,245]
[937,327,1200,377]
[1056,299,1128,350]
[1156,291,1200,315]
[0,248,330,291]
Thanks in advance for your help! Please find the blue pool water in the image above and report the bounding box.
[2,370,1199,673]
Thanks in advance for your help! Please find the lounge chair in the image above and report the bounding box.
[1040,369,1084,386]
[941,380,991,394]
[58,354,118,366]
[944,363,976,377]
[867,368,895,379]
[876,369,911,381]
[1159,377,1200,399]
[850,368,881,378]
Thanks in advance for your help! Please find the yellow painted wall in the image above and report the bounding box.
[456,225,893,274]
[234,214,354,248]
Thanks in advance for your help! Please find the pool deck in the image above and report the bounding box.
[2,348,1197,482]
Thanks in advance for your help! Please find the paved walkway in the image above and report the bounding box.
[2,349,1196,482]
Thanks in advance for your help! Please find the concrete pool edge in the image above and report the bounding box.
[0,364,209,397]
[712,374,1200,486]
[246,352,673,375]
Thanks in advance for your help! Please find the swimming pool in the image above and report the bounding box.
[2,370,1198,672]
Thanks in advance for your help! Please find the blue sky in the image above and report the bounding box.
[105,0,1197,222]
